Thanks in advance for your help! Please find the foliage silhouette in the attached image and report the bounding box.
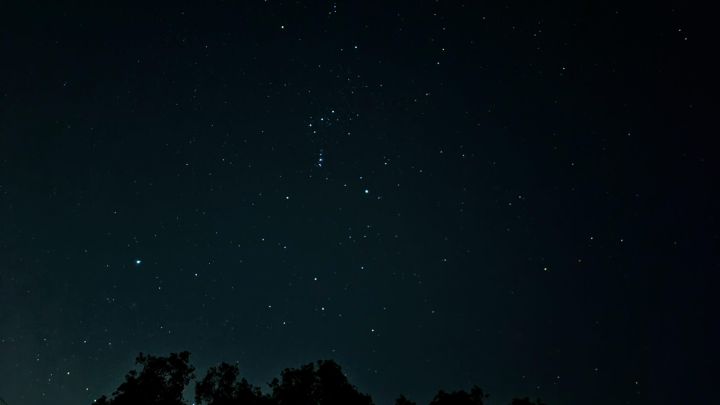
[95,351,194,405]
[195,362,272,405]
[95,352,547,405]
[428,386,489,405]
[268,360,373,405]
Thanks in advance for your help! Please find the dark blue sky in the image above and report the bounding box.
[0,2,715,404]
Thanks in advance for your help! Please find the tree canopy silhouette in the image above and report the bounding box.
[95,351,194,405]
[428,386,488,405]
[94,352,547,405]
[267,360,372,405]
[195,362,271,405]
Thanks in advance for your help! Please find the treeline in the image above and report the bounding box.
[94,352,546,405]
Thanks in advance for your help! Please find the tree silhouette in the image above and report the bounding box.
[95,352,548,405]
[94,352,194,405]
[428,386,489,405]
[195,362,271,405]
[268,360,373,405]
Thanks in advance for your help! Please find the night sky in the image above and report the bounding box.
[0,2,715,405]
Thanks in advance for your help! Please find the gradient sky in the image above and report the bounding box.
[0,2,715,405]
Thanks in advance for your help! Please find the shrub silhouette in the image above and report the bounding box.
[94,352,547,405]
